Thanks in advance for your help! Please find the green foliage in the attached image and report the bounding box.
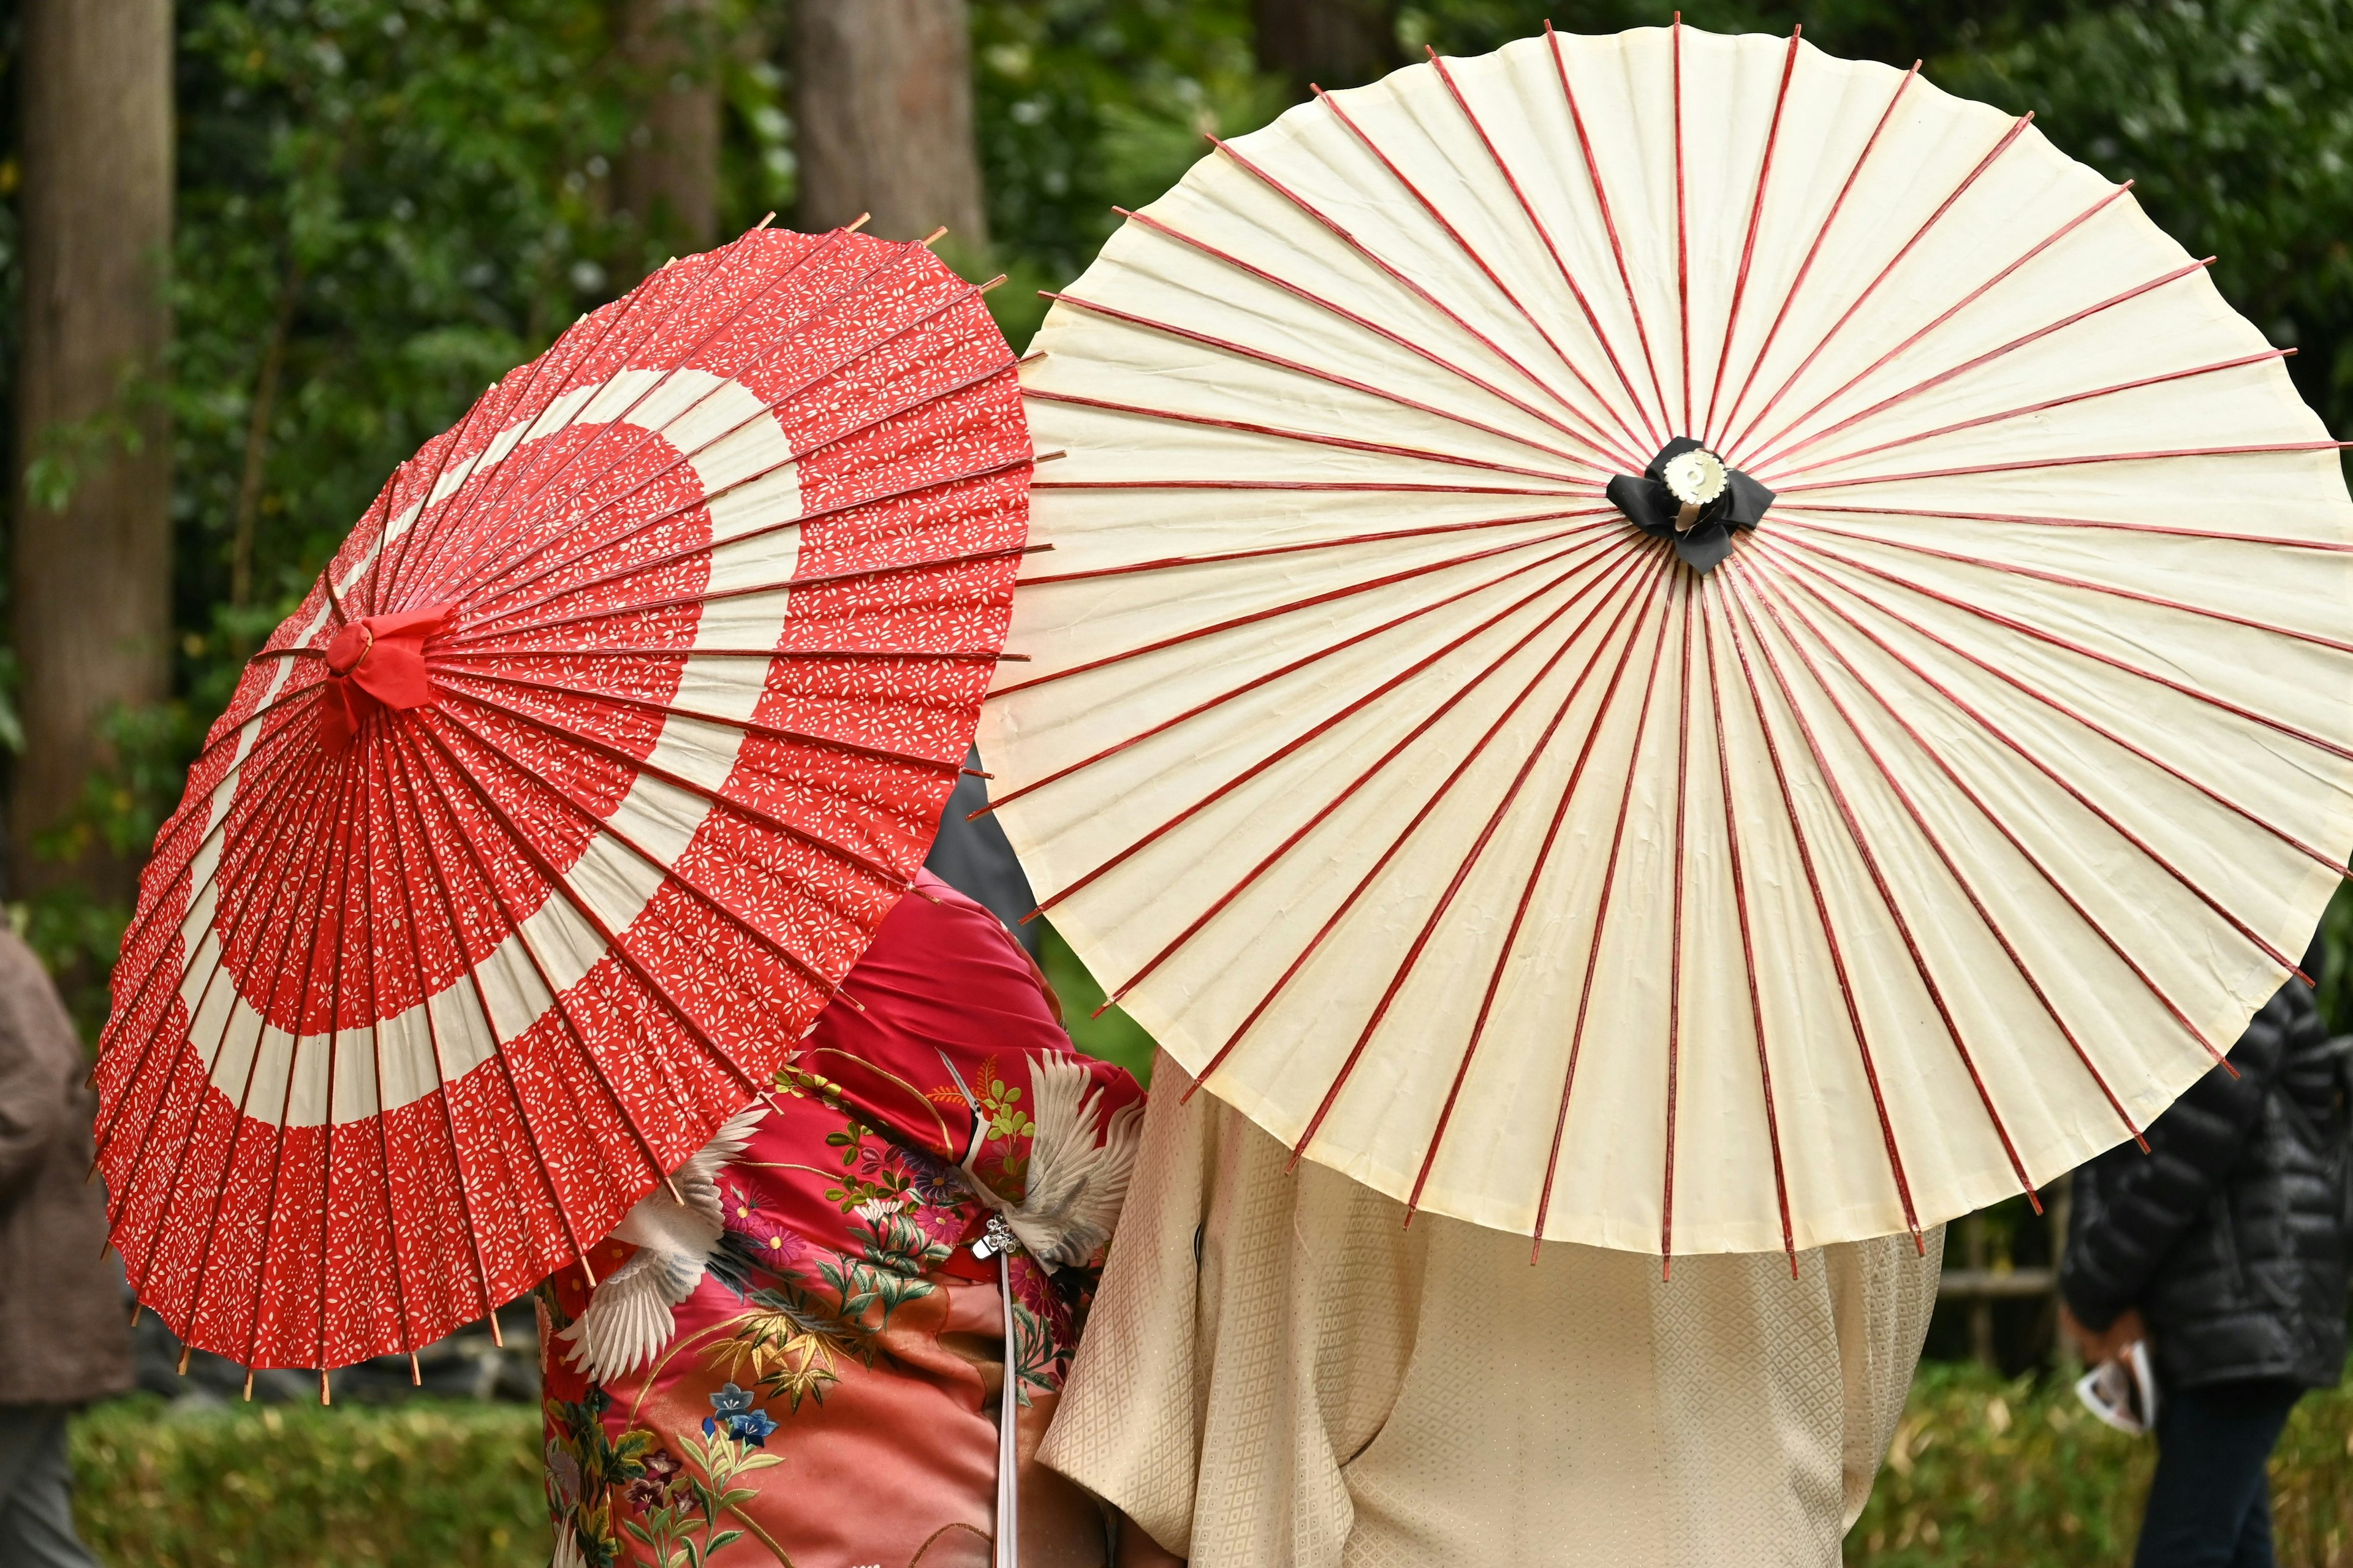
[1847,1362,2353,1566]
[72,1396,545,1568]
[1037,918,1160,1084]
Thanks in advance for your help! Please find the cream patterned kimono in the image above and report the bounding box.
[1040,1055,1942,1568]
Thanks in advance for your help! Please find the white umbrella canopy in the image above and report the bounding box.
[979,23,2353,1262]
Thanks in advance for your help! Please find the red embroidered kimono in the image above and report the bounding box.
[539,873,1143,1568]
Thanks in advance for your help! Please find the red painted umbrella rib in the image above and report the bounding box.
[1313,85,1643,455]
[1725,567,2043,1203]
[1772,520,2353,763]
[1702,29,1804,444]
[1713,63,1919,453]
[386,238,764,612]
[1029,478,1583,497]
[1661,572,1697,1270]
[1711,571,1923,1244]
[1730,182,2134,470]
[1732,562,2146,1143]
[1114,197,1643,470]
[440,539,1037,652]
[433,645,1024,665]
[1696,588,1797,1268]
[1753,536,2312,982]
[1199,556,1672,1103]
[1041,289,1613,476]
[436,277,1006,614]
[1765,350,2286,480]
[1773,513,2353,658]
[1752,548,2232,1066]
[987,531,1617,818]
[1403,549,1676,1217]
[425,702,851,1001]
[446,355,1021,635]
[1722,112,2034,460]
[344,777,425,1356]
[396,232,874,610]
[1769,542,2352,876]
[1542,23,1670,439]
[1672,16,1691,436]
[428,677,913,888]
[1018,506,1612,588]
[1771,440,2353,498]
[1290,551,1675,1162]
[1426,48,1662,449]
[1100,552,1656,1002]
[1749,257,2215,477]
[1529,569,1680,1255]
[989,521,1611,702]
[1779,499,2353,554]
[1023,387,1595,488]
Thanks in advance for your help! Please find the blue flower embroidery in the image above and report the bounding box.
[702,1382,777,1445]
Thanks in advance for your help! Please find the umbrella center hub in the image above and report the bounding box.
[1605,438,1776,575]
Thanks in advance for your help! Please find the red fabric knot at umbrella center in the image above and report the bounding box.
[319,604,452,754]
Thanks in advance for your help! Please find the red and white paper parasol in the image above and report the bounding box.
[982,25,2353,1263]
[97,224,1031,1370]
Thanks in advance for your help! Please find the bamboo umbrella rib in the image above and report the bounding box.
[1745,257,2218,476]
[1757,542,2353,879]
[300,748,376,1374]
[1709,58,1919,450]
[1195,551,1674,1105]
[1781,498,2353,553]
[438,271,1004,616]
[371,325,535,616]
[1545,21,1682,439]
[1018,505,1612,588]
[1732,558,2148,1145]
[425,700,858,1004]
[1724,564,2044,1205]
[381,733,606,1289]
[1756,546,2230,1070]
[1031,479,1585,497]
[1770,441,2353,498]
[1425,47,1664,450]
[1661,570,1696,1271]
[1711,577,1925,1248]
[428,675,914,892]
[1701,28,1804,443]
[347,763,426,1357]
[1694,588,1798,1270]
[1751,534,2312,982]
[1114,196,1645,470]
[1039,289,1616,477]
[987,520,1613,703]
[1735,182,2137,469]
[1289,548,1678,1167]
[1720,112,2036,460]
[1768,520,2353,762]
[1021,388,1597,488]
[1771,512,2353,657]
[1762,349,2289,481]
[1313,84,1647,458]
[1672,18,1692,434]
[1069,553,1661,995]
[1528,571,1680,1256]
[432,645,1026,665]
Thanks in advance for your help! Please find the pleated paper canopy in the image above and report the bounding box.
[99,225,1031,1368]
[980,24,2353,1260]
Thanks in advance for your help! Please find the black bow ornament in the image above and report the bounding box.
[1605,437,1775,574]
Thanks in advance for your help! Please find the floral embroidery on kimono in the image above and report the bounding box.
[539,873,1143,1568]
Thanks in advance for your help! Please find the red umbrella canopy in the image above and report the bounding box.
[94,225,1031,1372]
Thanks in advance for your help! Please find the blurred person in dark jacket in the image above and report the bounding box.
[0,926,132,1564]
[2061,971,2350,1568]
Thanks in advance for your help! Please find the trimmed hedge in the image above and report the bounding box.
[70,1369,2352,1566]
[1850,1363,2353,1567]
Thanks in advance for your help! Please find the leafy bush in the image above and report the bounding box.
[1850,1363,2353,1567]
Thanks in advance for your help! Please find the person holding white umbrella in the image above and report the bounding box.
[983,21,2353,1565]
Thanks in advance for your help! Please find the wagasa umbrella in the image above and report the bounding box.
[96,222,1033,1373]
[980,24,2353,1264]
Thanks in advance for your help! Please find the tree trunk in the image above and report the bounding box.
[795,0,987,247]
[1252,0,1401,94]
[12,0,174,902]
[614,0,722,263]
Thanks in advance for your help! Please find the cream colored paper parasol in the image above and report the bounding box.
[980,23,2353,1262]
